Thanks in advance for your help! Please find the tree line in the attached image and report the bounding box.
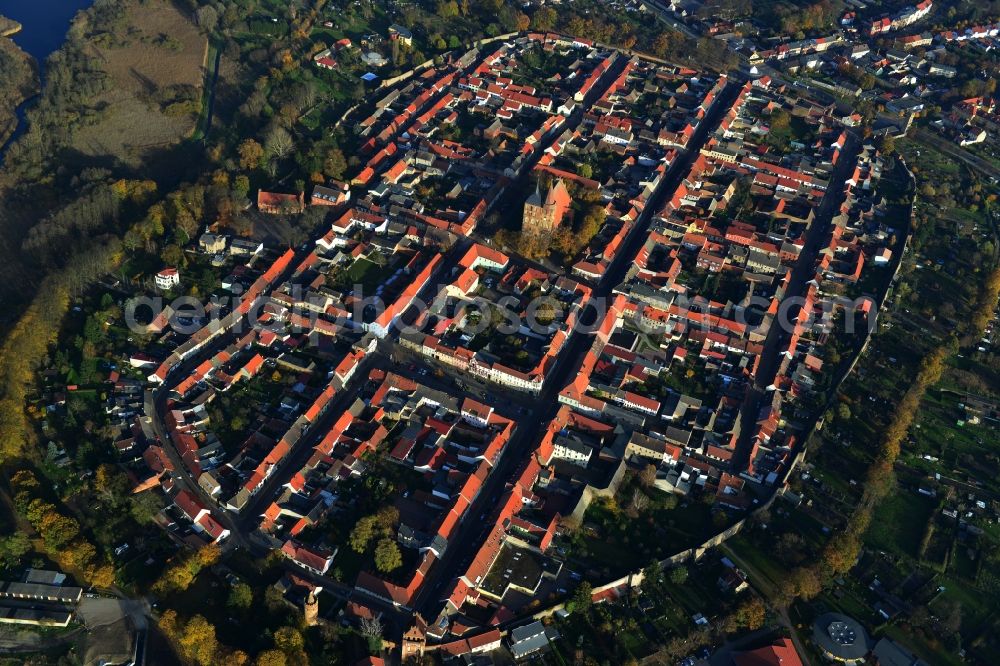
[8,469,116,586]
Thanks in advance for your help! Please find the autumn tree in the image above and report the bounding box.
[652,32,683,59]
[160,611,224,666]
[89,564,116,589]
[350,516,377,553]
[94,463,129,501]
[274,626,307,666]
[161,244,185,269]
[966,268,1000,340]
[531,7,557,31]
[639,464,657,487]
[230,651,250,666]
[179,614,220,666]
[255,650,287,666]
[437,0,459,18]
[154,545,221,594]
[238,139,264,170]
[195,5,219,32]
[0,532,30,569]
[324,148,347,180]
[196,544,222,567]
[735,597,766,630]
[375,506,399,531]
[38,512,79,550]
[228,582,253,610]
[791,566,823,600]
[877,135,896,155]
[10,470,39,495]
[822,533,860,575]
[567,582,593,613]
[64,539,97,569]
[374,538,402,573]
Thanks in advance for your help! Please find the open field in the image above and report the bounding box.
[70,0,207,167]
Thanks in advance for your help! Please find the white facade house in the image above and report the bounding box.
[155,267,180,290]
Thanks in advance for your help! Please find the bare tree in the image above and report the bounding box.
[631,488,649,513]
[265,126,295,160]
[639,463,657,487]
[360,613,383,640]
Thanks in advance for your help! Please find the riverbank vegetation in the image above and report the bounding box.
[0,15,38,149]
[0,0,208,311]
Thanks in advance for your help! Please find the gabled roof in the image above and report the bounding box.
[281,540,334,574]
[174,489,207,522]
[196,513,229,541]
[733,638,803,666]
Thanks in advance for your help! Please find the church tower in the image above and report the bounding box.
[522,179,572,235]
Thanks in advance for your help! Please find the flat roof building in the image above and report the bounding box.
[812,613,870,662]
[0,581,83,604]
[0,605,72,627]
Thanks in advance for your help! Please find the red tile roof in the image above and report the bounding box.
[174,489,207,522]
[732,638,803,666]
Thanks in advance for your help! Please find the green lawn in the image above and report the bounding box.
[723,536,784,593]
[192,40,220,140]
[929,575,994,632]
[344,256,395,291]
[864,492,936,560]
[570,491,725,575]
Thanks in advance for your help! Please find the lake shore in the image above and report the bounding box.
[0,15,21,37]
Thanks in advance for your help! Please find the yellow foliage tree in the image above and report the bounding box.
[179,614,220,666]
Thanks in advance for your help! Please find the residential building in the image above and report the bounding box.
[155,267,180,290]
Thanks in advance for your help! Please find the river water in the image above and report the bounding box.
[0,0,94,156]
[0,0,93,62]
